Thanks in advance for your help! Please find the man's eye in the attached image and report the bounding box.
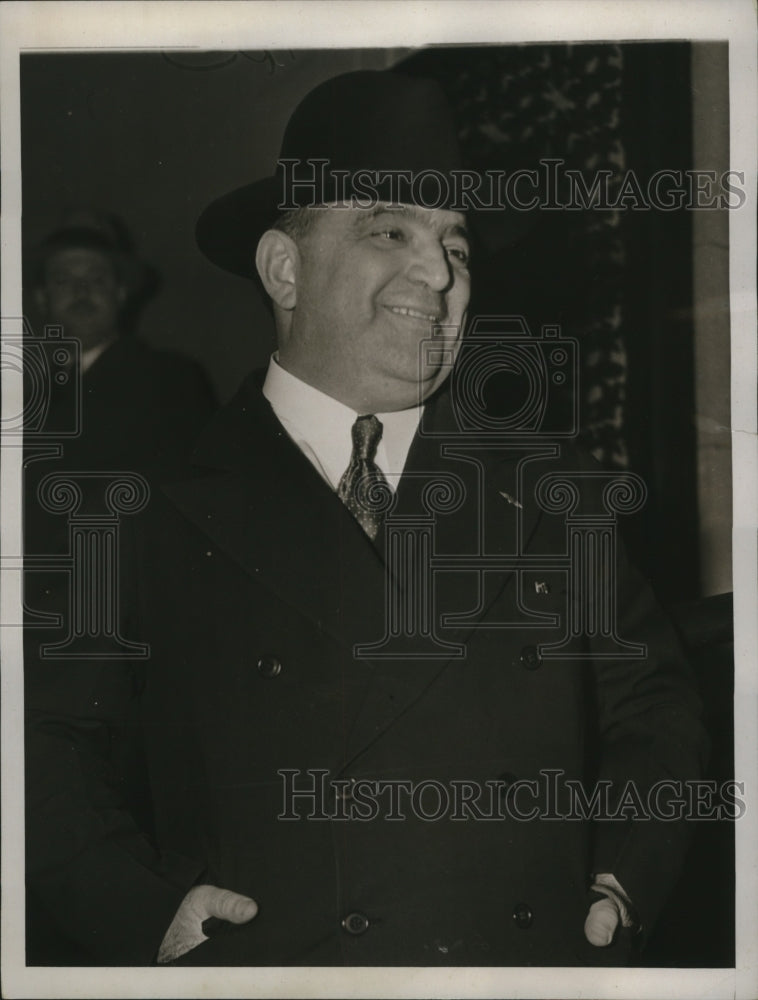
[446,246,470,266]
[373,228,404,242]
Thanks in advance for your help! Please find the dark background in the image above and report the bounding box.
[20,44,734,968]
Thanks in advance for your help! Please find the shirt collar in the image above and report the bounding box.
[262,354,423,491]
[80,338,115,374]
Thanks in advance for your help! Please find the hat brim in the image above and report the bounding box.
[25,226,158,299]
[196,173,542,281]
[195,176,283,280]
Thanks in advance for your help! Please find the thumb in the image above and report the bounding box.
[204,887,258,924]
[584,896,619,947]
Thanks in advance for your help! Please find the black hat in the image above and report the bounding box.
[196,70,466,279]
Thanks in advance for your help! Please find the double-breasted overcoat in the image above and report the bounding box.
[26,372,707,966]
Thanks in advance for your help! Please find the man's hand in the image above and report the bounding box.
[157,885,258,964]
[584,873,637,947]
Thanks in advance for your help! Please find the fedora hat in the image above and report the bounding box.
[196,70,466,279]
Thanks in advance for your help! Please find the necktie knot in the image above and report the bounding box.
[351,414,383,462]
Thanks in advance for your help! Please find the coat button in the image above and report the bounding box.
[257,654,282,678]
[519,645,542,669]
[512,902,533,929]
[335,777,357,802]
[342,912,369,935]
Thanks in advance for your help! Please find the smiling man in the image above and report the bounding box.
[259,203,471,414]
[25,70,707,969]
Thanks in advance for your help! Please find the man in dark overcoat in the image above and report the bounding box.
[24,213,217,563]
[25,70,708,968]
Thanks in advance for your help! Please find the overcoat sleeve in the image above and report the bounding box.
[584,478,710,937]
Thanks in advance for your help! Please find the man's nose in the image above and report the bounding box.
[406,238,452,292]
[68,277,92,296]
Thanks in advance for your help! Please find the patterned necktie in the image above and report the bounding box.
[337,414,389,541]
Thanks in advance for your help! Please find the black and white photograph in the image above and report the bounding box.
[1,2,756,997]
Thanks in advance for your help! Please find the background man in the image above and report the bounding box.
[26,211,217,482]
[25,71,707,967]
[24,213,217,588]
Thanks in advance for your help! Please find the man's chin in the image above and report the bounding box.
[59,321,112,349]
[416,365,455,400]
[374,367,453,412]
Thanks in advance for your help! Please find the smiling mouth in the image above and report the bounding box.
[387,306,442,323]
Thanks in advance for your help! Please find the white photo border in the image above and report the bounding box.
[2,2,756,998]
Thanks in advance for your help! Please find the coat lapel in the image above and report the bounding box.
[340,390,558,764]
[160,374,560,767]
[161,374,388,657]
[383,387,554,644]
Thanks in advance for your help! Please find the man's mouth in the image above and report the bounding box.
[387,306,442,323]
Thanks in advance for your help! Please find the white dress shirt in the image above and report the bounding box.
[262,355,423,492]
[80,338,114,374]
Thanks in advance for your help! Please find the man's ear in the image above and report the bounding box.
[255,230,299,311]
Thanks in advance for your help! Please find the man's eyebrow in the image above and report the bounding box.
[351,204,400,226]
[352,203,470,242]
[447,223,471,243]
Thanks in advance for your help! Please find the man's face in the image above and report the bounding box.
[37,248,124,350]
[280,202,471,412]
